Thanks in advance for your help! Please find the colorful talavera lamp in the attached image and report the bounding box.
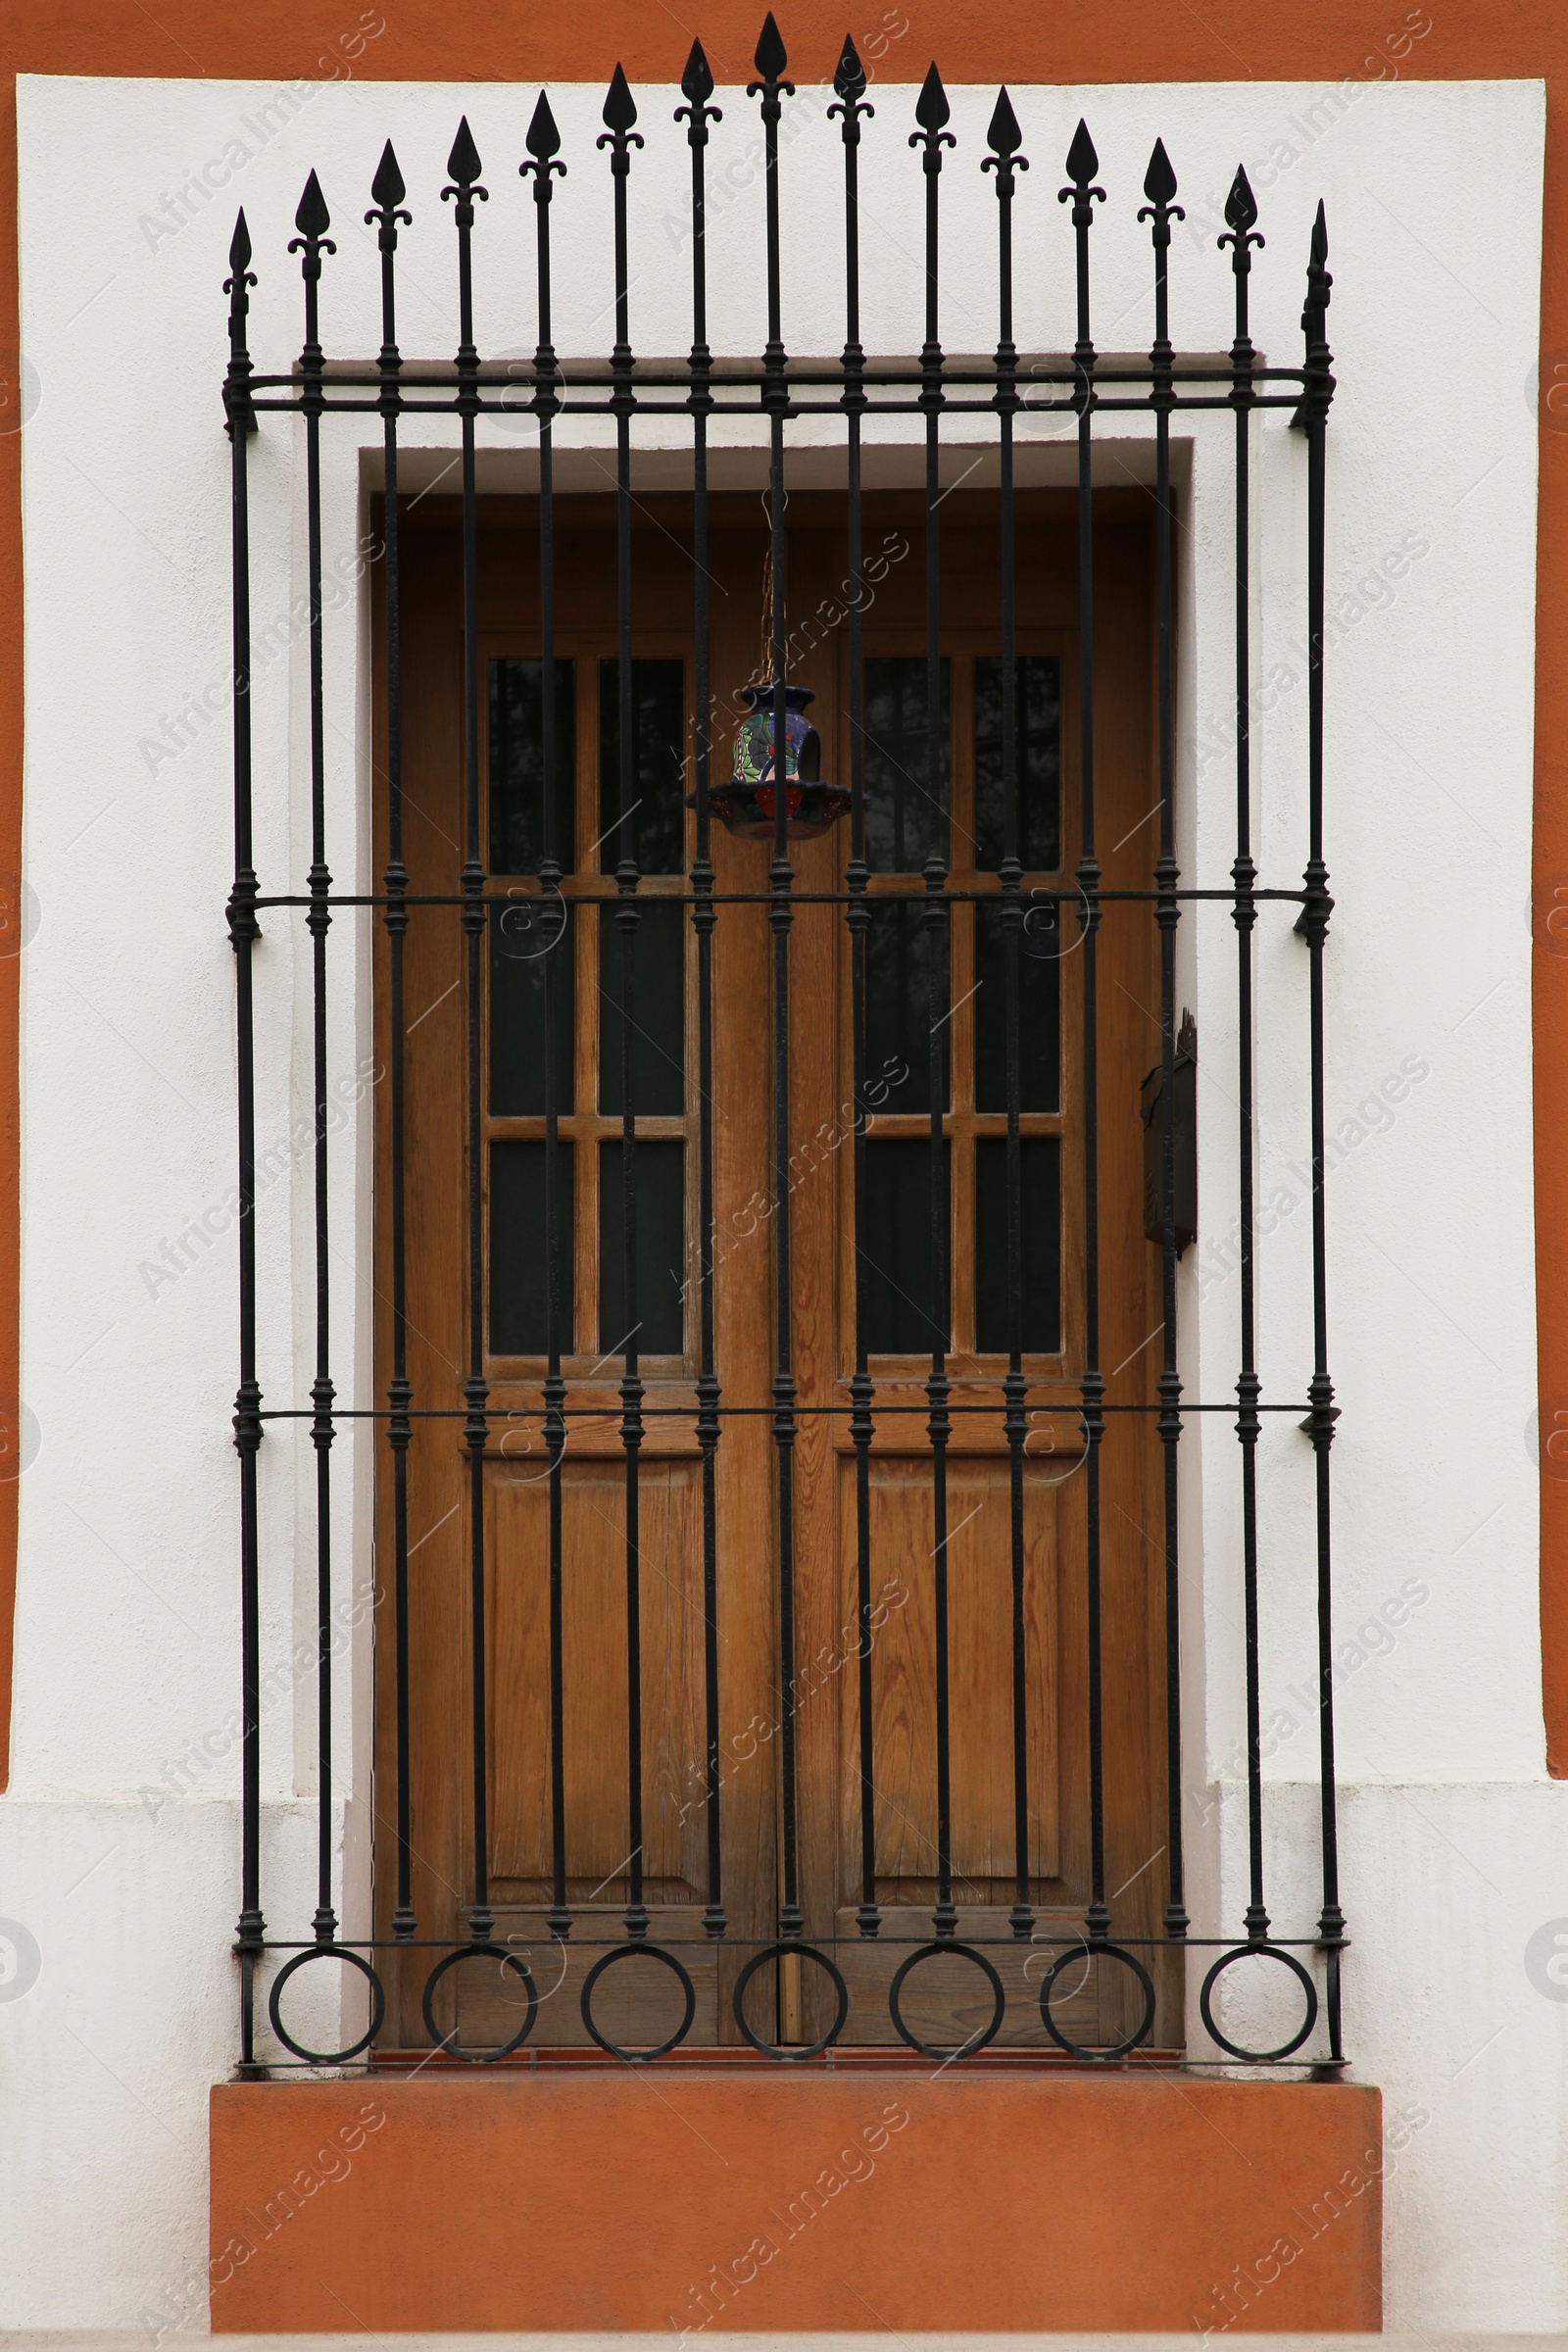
[695,548,852,840]
[705,680,851,840]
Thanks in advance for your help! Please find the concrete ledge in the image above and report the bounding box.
[209,2073,1381,2332]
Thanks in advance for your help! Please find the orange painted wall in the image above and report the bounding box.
[1,0,1565,1776]
[209,2072,1384,2332]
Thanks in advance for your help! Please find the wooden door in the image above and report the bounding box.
[371,486,1173,2055]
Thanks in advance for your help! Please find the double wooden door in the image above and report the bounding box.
[372,485,1172,2054]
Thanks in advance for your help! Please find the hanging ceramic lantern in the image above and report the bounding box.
[703,680,851,840]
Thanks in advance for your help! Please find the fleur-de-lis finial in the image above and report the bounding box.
[1139,138,1183,226]
[289,171,336,272]
[366,141,412,244]
[909,62,956,164]
[829,32,873,133]
[599,63,644,157]
[1058,119,1105,222]
[223,208,258,436]
[982,86,1028,186]
[225,208,255,295]
[441,118,489,222]
[676,39,722,137]
[1219,162,1262,254]
[521,91,566,185]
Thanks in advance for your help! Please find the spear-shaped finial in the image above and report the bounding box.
[370,140,407,215]
[910,61,955,163]
[1222,163,1260,243]
[676,39,722,138]
[223,209,257,438]
[522,90,566,190]
[289,170,335,281]
[447,116,482,187]
[367,140,412,248]
[525,91,563,166]
[833,32,867,105]
[1141,136,1179,213]
[680,37,714,108]
[1058,118,1105,226]
[441,116,488,230]
[599,62,644,163]
[753,11,790,85]
[982,85,1027,187]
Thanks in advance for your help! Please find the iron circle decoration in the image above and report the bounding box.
[421,1942,538,2063]
[580,1942,698,2063]
[1199,1942,1319,2062]
[1037,1939,1157,2061]
[888,1940,1006,2062]
[732,1941,850,2061]
[268,1944,386,2066]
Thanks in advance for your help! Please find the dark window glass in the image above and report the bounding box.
[858,1138,951,1355]
[490,1140,574,1356]
[973,900,1059,1113]
[973,655,1060,872]
[864,657,950,873]
[599,659,686,876]
[489,659,576,875]
[489,899,573,1115]
[863,902,947,1115]
[598,902,685,1117]
[975,1138,1060,1353]
[600,1140,685,1357]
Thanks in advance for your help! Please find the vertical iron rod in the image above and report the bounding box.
[1141,140,1190,1943]
[985,88,1033,1942]
[444,121,493,1945]
[601,67,649,1942]
[833,36,879,1942]
[1298,204,1345,2053]
[913,64,956,1943]
[677,44,727,1940]
[224,213,265,2064]
[290,172,340,1950]
[1221,168,1269,1942]
[368,148,415,1943]
[752,12,803,1944]
[1060,122,1109,1940]
[522,95,571,1942]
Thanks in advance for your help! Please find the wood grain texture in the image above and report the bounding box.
[371,491,1175,2049]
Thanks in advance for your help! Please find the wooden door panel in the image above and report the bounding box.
[488,1456,707,1897]
[373,490,1177,2055]
[837,1451,1059,1897]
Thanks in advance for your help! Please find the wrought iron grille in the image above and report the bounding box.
[222,15,1345,2071]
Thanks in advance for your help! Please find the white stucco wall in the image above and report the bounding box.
[3,63,1562,2332]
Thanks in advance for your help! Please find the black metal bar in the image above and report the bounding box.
[985,88,1032,1944]
[912,63,956,1945]
[831,35,879,1944]
[751,12,803,1950]
[1059,121,1109,1941]
[368,147,415,1944]
[601,66,650,1943]
[1296,202,1345,2053]
[1141,138,1189,1945]
[677,43,727,1942]
[1220,165,1269,1943]
[288,173,340,1950]
[521,94,571,1944]
[223,211,265,2066]
[444,120,493,1946]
